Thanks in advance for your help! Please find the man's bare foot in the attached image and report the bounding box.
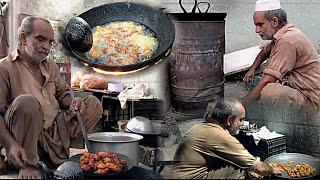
[18,166,42,179]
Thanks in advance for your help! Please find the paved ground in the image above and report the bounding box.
[224,79,248,100]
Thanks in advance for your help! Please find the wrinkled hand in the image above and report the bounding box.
[272,167,283,175]
[69,97,85,115]
[243,69,256,84]
[7,143,27,169]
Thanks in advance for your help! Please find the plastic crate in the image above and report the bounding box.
[101,95,163,131]
[256,136,287,160]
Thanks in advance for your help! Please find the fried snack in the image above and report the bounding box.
[287,163,316,178]
[79,151,126,176]
[88,21,159,66]
[71,71,86,88]
[269,162,316,178]
[288,160,295,164]
[80,75,107,89]
[269,162,284,170]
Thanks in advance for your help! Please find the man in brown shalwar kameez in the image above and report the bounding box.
[171,99,282,179]
[243,0,320,112]
[0,16,103,178]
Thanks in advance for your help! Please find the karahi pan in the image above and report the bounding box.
[65,2,175,72]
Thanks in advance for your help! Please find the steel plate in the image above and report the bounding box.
[264,153,320,179]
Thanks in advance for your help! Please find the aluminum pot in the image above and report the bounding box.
[88,132,143,166]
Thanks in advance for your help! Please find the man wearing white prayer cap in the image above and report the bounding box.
[243,0,320,113]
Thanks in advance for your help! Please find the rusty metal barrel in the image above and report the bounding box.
[168,12,226,115]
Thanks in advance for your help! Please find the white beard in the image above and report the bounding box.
[259,27,276,40]
[229,122,239,136]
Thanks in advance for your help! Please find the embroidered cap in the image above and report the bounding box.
[255,0,281,12]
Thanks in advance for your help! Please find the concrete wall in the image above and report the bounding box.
[245,101,320,158]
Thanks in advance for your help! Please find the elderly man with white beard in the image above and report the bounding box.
[0,16,103,179]
[243,0,320,112]
[171,99,282,179]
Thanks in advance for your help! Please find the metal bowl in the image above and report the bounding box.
[126,116,155,135]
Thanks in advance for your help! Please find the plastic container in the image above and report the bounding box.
[256,136,287,160]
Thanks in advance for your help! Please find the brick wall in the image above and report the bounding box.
[245,100,320,158]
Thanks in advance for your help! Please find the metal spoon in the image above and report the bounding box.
[65,17,93,53]
[69,89,92,152]
[25,161,83,179]
[54,161,83,179]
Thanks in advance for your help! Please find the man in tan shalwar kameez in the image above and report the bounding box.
[0,16,103,178]
[243,0,320,112]
[171,100,282,179]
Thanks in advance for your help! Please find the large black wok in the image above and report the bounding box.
[66,2,175,72]
[264,153,320,179]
